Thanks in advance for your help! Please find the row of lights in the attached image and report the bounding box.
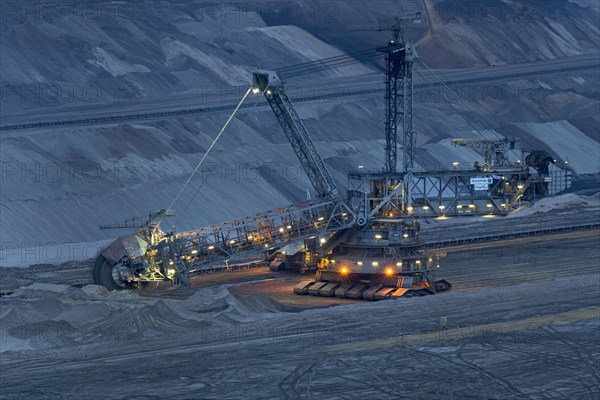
[403,203,506,212]
[374,233,409,239]
[338,260,414,276]
[201,223,300,252]
[336,258,433,275]
[189,214,338,255]
[252,87,273,95]
[339,266,396,276]
[333,260,404,266]
[195,200,497,255]
[335,260,405,267]
[278,225,293,233]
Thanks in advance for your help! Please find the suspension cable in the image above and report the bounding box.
[277,48,378,73]
[166,86,253,215]
[278,50,380,79]
[172,88,268,226]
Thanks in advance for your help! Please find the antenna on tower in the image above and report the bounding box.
[349,12,422,43]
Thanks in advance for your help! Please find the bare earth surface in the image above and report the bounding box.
[1,208,599,399]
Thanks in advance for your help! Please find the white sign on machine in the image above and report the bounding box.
[470,177,492,191]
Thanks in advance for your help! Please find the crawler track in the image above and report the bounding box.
[293,279,452,301]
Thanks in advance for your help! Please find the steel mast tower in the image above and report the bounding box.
[379,14,419,174]
[351,13,420,207]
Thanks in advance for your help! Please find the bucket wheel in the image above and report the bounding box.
[93,255,126,291]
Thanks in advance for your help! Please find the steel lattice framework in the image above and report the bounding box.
[381,42,416,174]
[147,198,355,282]
[253,71,338,199]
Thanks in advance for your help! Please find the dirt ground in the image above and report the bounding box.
[1,228,598,399]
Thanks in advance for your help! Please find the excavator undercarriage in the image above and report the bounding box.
[274,224,453,301]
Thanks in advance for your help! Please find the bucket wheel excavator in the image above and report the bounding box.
[93,13,456,298]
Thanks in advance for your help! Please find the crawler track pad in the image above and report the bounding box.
[334,284,354,298]
[434,279,452,292]
[362,286,383,301]
[390,288,410,298]
[307,281,329,296]
[346,285,369,299]
[372,287,397,300]
[318,282,341,297]
[293,280,316,295]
